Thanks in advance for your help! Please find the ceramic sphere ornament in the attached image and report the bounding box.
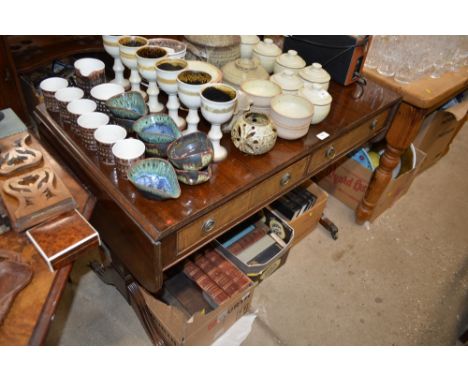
[231,112,277,155]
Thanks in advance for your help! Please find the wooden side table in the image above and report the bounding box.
[356,68,468,224]
[0,133,96,345]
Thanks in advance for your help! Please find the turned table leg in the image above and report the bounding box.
[356,102,426,224]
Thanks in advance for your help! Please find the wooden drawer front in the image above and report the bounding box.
[178,191,251,254]
[249,157,309,208]
[307,111,389,175]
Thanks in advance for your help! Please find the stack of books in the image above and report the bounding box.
[217,212,284,267]
[270,185,317,221]
[161,248,251,317]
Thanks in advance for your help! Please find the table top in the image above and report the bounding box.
[0,132,95,345]
[363,67,468,111]
[35,78,400,243]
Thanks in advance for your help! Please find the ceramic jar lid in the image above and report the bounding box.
[270,70,303,92]
[299,63,331,83]
[276,50,306,69]
[299,83,332,105]
[254,38,282,57]
[222,58,269,87]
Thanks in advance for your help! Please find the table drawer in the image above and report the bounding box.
[249,157,309,208]
[307,110,389,174]
[177,191,251,254]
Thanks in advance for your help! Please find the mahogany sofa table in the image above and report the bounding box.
[34,79,400,344]
[356,67,468,223]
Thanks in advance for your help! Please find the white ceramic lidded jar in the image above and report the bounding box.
[270,69,304,95]
[252,38,282,74]
[274,50,306,74]
[298,83,332,125]
[299,62,331,90]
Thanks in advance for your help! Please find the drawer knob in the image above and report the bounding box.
[280,173,291,187]
[202,219,216,233]
[325,146,336,159]
[370,118,378,130]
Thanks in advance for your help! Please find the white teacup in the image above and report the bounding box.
[55,87,84,127]
[112,138,146,179]
[67,99,97,135]
[39,77,68,112]
[94,124,127,165]
[90,83,125,113]
[77,112,110,151]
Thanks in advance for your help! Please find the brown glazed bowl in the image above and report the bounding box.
[167,132,214,171]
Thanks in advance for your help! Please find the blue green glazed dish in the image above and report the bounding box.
[167,132,214,171]
[133,113,182,157]
[127,158,181,200]
[175,166,212,186]
[106,91,148,120]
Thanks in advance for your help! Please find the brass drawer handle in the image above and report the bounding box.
[202,219,216,233]
[280,173,291,187]
[325,146,336,159]
[370,118,378,130]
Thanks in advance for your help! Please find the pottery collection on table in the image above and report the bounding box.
[39,35,335,201]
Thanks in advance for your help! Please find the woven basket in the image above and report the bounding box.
[184,35,240,68]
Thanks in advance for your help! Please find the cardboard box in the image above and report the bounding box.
[141,280,255,345]
[315,148,426,221]
[414,100,468,173]
[288,182,328,246]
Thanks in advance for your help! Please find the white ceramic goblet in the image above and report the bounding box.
[156,58,188,130]
[136,46,168,113]
[118,36,148,97]
[177,70,212,135]
[200,83,238,162]
[102,35,130,90]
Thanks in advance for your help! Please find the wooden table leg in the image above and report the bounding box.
[356,103,426,224]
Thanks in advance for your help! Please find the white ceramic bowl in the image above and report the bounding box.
[240,79,281,108]
[112,138,146,160]
[74,58,105,77]
[77,112,110,130]
[270,94,314,140]
[67,99,97,116]
[90,83,125,101]
[54,87,84,103]
[39,77,68,93]
[94,124,127,145]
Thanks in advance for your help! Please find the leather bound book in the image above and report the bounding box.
[25,209,100,272]
[183,260,230,305]
[226,226,267,256]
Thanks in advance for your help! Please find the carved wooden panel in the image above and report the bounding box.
[1,167,76,231]
[0,134,43,175]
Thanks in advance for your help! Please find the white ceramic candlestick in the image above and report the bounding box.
[185,109,200,135]
[167,94,185,129]
[102,35,130,90]
[207,123,227,162]
[112,57,130,89]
